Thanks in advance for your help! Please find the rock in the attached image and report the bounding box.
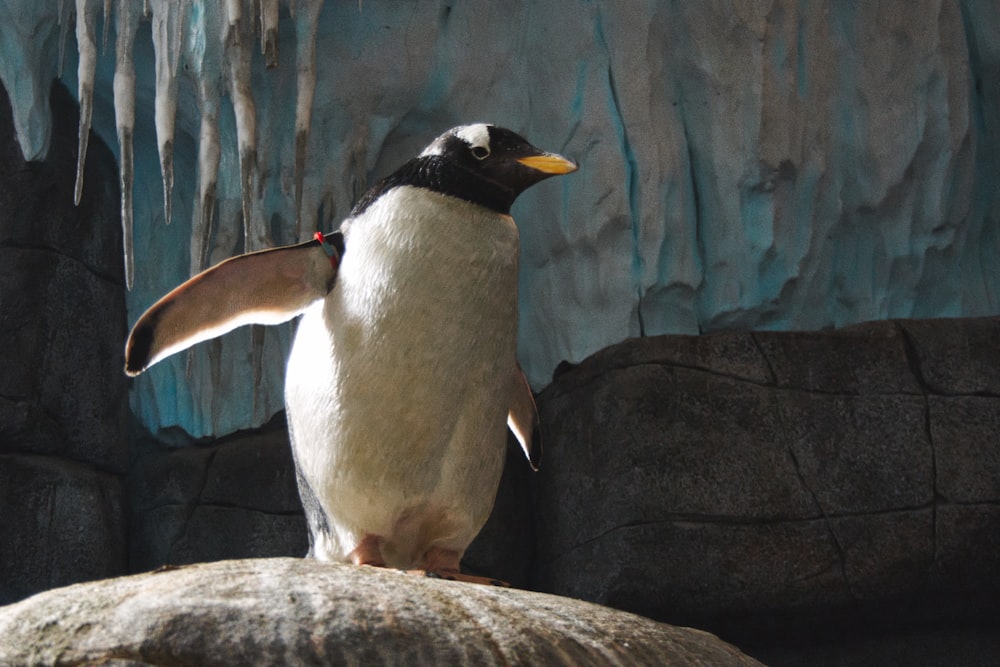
[0,79,127,604]
[900,318,1000,394]
[0,81,126,473]
[0,455,126,605]
[0,558,762,667]
[533,319,1000,649]
[128,419,310,573]
[931,396,1000,503]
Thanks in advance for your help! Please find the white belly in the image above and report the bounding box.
[285,187,520,567]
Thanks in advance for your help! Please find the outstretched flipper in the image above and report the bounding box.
[507,364,542,470]
[125,234,343,376]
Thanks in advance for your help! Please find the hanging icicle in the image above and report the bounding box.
[150,0,187,226]
[114,0,140,289]
[73,0,98,206]
[293,0,322,239]
[57,0,73,77]
[101,0,111,52]
[223,0,259,252]
[224,0,241,46]
[260,0,279,68]
[188,0,223,276]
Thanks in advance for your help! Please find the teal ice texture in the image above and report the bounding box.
[1,1,998,439]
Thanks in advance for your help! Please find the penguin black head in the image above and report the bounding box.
[352,124,577,216]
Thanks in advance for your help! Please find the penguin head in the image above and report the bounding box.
[352,124,578,216]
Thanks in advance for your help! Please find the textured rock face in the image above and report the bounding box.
[0,81,128,604]
[0,558,762,667]
[532,317,1000,653]
[128,417,309,573]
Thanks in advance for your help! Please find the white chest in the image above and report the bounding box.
[284,187,521,562]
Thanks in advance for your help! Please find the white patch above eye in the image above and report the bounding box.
[455,123,492,152]
[420,123,493,157]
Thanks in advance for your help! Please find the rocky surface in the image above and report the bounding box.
[116,316,1000,664]
[0,81,128,604]
[533,317,1000,659]
[0,558,762,667]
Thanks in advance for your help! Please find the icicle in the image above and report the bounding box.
[150,0,187,225]
[293,0,322,238]
[101,0,111,53]
[57,0,72,77]
[189,0,223,275]
[191,106,221,274]
[260,0,278,68]
[250,0,261,37]
[224,0,241,46]
[74,0,98,206]
[223,0,259,252]
[114,0,140,289]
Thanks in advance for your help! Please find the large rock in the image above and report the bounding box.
[533,318,1000,654]
[0,455,125,605]
[0,80,127,604]
[0,558,762,666]
[128,416,309,573]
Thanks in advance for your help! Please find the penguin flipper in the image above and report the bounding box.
[125,237,341,376]
[507,364,541,470]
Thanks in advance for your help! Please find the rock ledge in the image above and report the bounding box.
[0,558,761,666]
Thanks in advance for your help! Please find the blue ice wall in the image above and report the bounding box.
[1,1,998,439]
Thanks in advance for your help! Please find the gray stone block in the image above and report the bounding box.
[754,321,921,394]
[0,455,125,604]
[170,506,309,564]
[780,394,933,514]
[900,317,1000,394]
[534,324,999,650]
[931,396,1000,504]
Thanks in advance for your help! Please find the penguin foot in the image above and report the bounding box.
[349,534,386,567]
[403,569,510,587]
[409,546,510,586]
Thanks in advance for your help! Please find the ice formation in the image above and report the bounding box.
[0,2,998,439]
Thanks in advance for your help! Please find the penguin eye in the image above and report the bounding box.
[470,145,490,160]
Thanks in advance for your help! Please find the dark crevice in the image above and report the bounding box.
[0,238,123,289]
[895,322,940,578]
[544,504,940,568]
[141,500,305,519]
[784,443,856,600]
[546,357,945,404]
[0,451,126,480]
[167,447,219,559]
[748,332,780,384]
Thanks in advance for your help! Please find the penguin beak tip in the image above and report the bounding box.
[517,154,579,175]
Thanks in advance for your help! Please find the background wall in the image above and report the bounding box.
[1,1,998,439]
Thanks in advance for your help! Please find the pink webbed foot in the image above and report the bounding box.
[348,534,386,567]
[406,546,510,587]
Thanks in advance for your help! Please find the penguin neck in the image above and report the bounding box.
[352,156,515,216]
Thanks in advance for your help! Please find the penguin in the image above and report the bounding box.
[125,124,577,584]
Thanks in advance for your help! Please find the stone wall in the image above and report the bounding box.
[533,318,1000,663]
[116,317,999,665]
[0,82,128,604]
